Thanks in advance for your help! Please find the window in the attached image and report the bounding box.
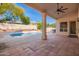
[60,22,67,32]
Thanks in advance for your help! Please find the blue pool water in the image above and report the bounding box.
[10,32,40,37]
[10,32,24,37]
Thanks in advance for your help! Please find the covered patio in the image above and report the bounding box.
[25,3,79,39]
[0,3,79,56]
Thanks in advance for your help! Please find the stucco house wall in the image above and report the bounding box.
[56,11,78,35]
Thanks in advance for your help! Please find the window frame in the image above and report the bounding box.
[60,22,67,32]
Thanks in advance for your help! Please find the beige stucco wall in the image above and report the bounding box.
[0,23,37,30]
[56,11,78,35]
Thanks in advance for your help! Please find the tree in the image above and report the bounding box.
[0,19,6,23]
[49,23,56,28]
[37,22,56,30]
[37,22,42,29]
[0,3,25,23]
[47,23,50,27]
[0,3,24,17]
[12,5,24,16]
[20,15,30,25]
[0,3,31,24]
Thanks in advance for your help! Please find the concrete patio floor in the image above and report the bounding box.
[0,32,79,56]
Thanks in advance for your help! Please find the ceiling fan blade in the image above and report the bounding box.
[62,8,68,10]
[60,6,63,9]
[61,11,65,13]
[58,9,65,13]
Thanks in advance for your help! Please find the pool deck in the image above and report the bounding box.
[0,32,79,56]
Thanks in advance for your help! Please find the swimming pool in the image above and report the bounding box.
[10,32,40,37]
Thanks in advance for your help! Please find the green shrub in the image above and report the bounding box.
[20,15,30,25]
[37,22,42,29]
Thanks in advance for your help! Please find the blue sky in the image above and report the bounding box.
[16,3,56,24]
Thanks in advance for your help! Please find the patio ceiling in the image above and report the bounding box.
[25,3,78,19]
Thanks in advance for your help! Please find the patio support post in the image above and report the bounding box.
[42,11,47,40]
[78,4,79,17]
[77,5,79,38]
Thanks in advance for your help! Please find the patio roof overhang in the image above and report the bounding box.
[25,3,78,19]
